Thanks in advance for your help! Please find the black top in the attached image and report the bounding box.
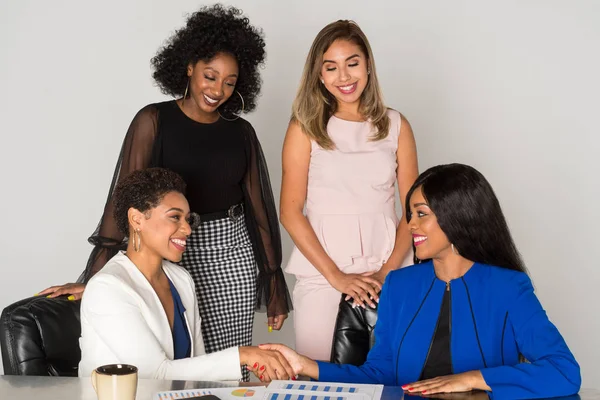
[420,286,453,380]
[79,100,292,317]
[160,101,246,214]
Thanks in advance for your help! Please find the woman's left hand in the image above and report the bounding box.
[403,371,487,395]
[267,313,288,331]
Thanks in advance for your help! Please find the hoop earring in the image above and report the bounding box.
[451,243,458,255]
[133,229,141,252]
[218,90,245,121]
[182,78,190,107]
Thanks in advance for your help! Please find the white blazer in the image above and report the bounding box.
[78,252,241,381]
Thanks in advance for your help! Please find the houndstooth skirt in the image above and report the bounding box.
[179,212,257,381]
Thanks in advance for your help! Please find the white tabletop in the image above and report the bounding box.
[0,375,245,400]
[1,375,599,400]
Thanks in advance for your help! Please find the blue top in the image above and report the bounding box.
[168,278,191,360]
[317,261,581,399]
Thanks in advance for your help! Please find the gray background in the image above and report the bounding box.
[0,0,598,388]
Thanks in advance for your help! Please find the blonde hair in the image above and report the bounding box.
[292,20,390,150]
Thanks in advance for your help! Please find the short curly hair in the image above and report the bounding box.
[113,168,187,237]
[151,4,266,116]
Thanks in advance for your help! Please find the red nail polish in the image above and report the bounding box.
[401,385,408,389]
[408,387,414,391]
[260,365,265,371]
[422,391,427,394]
[260,375,263,380]
[253,362,258,369]
[292,376,297,381]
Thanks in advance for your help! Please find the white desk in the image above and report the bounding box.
[0,375,244,399]
[1,375,599,399]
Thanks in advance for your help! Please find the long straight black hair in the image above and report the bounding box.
[405,163,527,273]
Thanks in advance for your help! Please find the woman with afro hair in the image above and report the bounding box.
[39,4,291,381]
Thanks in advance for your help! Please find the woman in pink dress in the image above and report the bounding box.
[280,20,419,361]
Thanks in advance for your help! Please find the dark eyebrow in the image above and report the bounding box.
[165,207,185,213]
[322,54,361,64]
[413,202,430,208]
[204,67,238,78]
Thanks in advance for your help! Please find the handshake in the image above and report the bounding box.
[240,343,315,382]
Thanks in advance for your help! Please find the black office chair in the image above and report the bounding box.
[330,294,379,365]
[0,295,81,376]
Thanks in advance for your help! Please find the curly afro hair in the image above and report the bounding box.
[151,4,266,116]
[113,168,187,237]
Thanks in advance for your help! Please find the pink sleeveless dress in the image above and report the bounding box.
[285,109,410,360]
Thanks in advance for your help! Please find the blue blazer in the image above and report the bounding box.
[318,261,580,399]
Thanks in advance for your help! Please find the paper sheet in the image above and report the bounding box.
[154,380,383,400]
[266,380,383,400]
[154,386,265,400]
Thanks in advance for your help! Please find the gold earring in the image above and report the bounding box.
[134,229,141,252]
[218,90,245,121]
[182,77,190,107]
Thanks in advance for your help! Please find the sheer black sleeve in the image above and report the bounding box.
[242,121,293,317]
[77,105,159,283]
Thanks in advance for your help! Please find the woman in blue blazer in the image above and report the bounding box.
[261,164,580,399]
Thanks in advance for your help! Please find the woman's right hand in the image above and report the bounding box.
[239,346,296,382]
[258,343,319,380]
[330,272,381,308]
[36,283,86,300]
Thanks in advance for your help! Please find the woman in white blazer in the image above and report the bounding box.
[78,168,294,382]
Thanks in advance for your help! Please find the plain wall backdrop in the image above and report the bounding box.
[1,0,598,387]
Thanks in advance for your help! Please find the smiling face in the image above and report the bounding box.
[408,187,453,261]
[186,52,239,117]
[320,39,369,107]
[130,192,193,263]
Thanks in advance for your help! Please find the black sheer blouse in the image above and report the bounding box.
[79,101,292,317]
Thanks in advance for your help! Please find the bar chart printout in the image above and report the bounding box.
[266,380,383,400]
[153,381,382,400]
[154,387,263,400]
